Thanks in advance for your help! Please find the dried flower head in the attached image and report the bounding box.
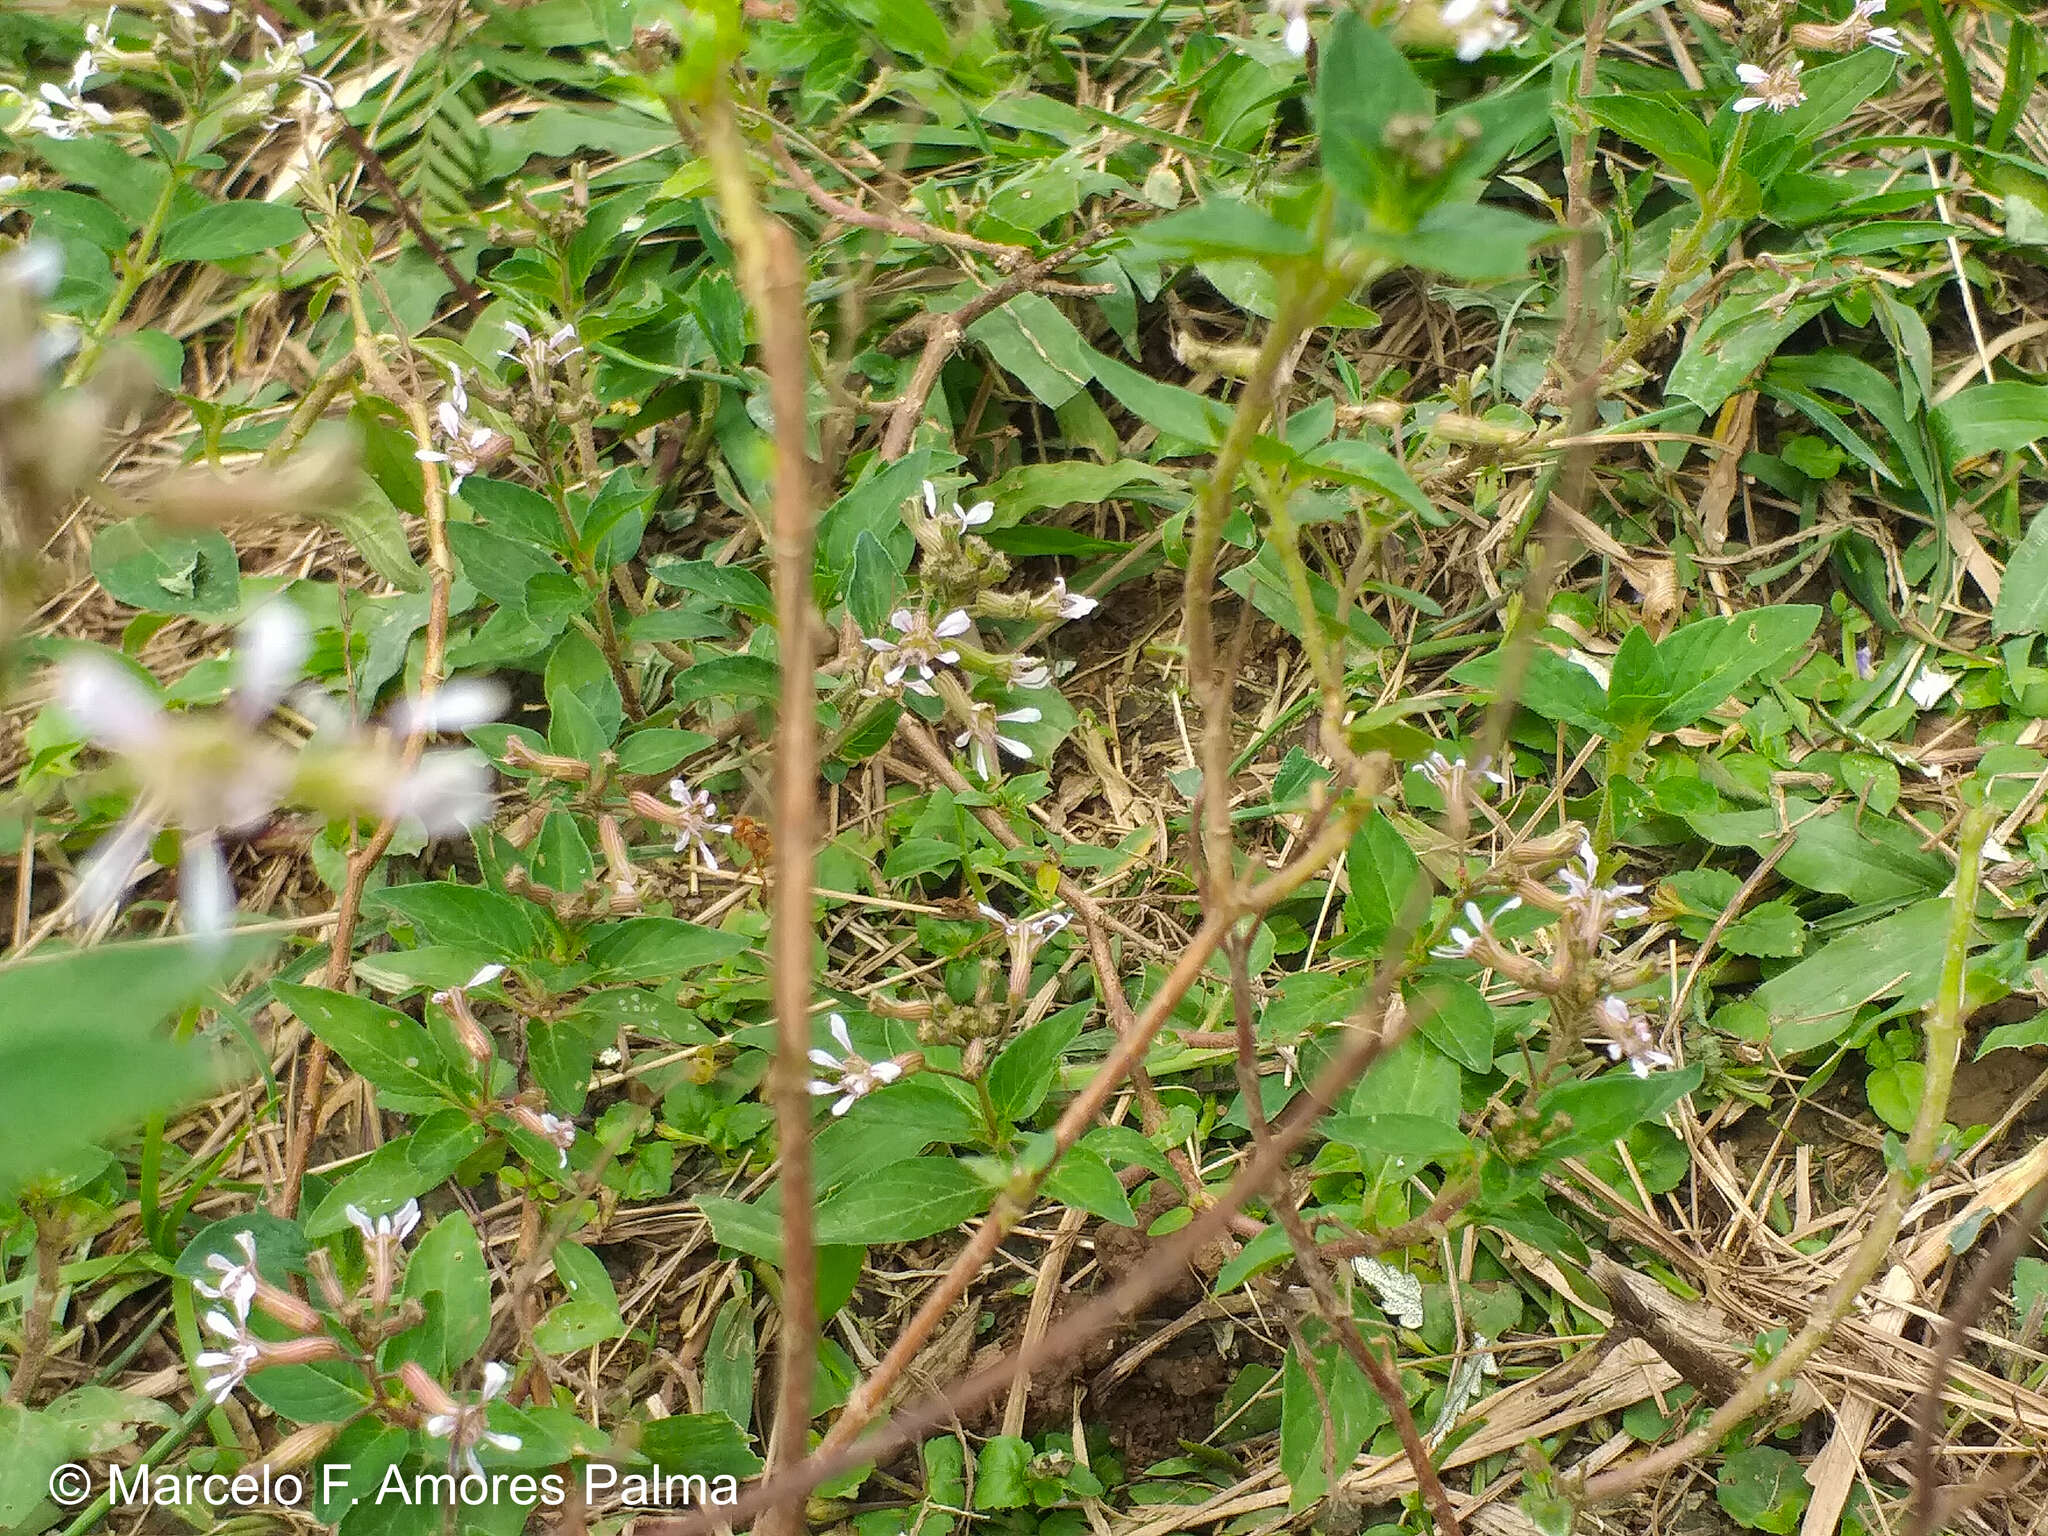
[1733,59,1806,112]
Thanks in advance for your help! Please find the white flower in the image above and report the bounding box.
[1439,0,1521,59]
[1046,577,1098,620]
[1431,897,1521,959]
[1415,751,1508,794]
[923,480,994,536]
[168,0,231,15]
[1007,655,1052,690]
[346,1199,421,1249]
[1270,0,1316,54]
[1843,0,1904,52]
[1594,995,1676,1079]
[807,1013,903,1117]
[380,677,508,737]
[431,963,505,1007]
[0,175,20,196]
[422,1361,523,1478]
[194,1230,262,1317]
[414,373,496,493]
[955,703,1041,779]
[1733,59,1806,112]
[499,319,581,370]
[535,1113,574,1167]
[1907,666,1957,709]
[57,604,308,940]
[863,609,971,695]
[977,902,1073,946]
[27,66,115,139]
[1557,838,1648,935]
[386,750,496,835]
[196,1305,264,1402]
[665,778,732,870]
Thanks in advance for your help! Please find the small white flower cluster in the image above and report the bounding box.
[21,50,114,140]
[414,373,497,493]
[1556,837,1647,946]
[808,1013,903,1117]
[955,701,1043,779]
[407,1360,523,1478]
[865,607,971,696]
[499,319,581,374]
[976,903,1072,948]
[1439,0,1521,60]
[664,778,733,870]
[1416,750,1508,800]
[1430,897,1522,959]
[1732,59,1807,112]
[56,605,502,941]
[925,480,993,537]
[1592,994,1675,1079]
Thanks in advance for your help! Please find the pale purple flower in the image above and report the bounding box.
[1594,995,1676,1079]
[808,1013,902,1116]
[665,778,732,870]
[27,57,115,139]
[1733,59,1805,112]
[423,1361,523,1478]
[1557,838,1648,947]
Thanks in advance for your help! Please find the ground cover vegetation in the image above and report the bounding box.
[3,0,2048,1534]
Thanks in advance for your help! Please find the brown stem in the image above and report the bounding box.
[1906,1168,2048,1534]
[771,139,1029,261]
[760,217,822,1535]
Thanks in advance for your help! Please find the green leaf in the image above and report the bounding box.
[1137,197,1313,260]
[647,558,773,620]
[1316,12,1431,214]
[1406,976,1496,1072]
[1532,1065,1703,1162]
[1280,1319,1388,1510]
[1993,509,2048,636]
[370,882,554,960]
[974,1435,1032,1511]
[1776,810,1949,904]
[1089,347,1231,448]
[1715,1445,1812,1534]
[1603,626,1669,731]
[90,518,241,614]
[1652,606,1821,729]
[1977,1010,2048,1059]
[1587,96,1715,187]
[843,530,899,636]
[396,1210,491,1373]
[965,291,1095,408]
[158,200,307,263]
[703,1294,756,1429]
[1865,1060,1922,1134]
[1757,899,1958,1052]
[987,1004,1087,1122]
[813,1158,992,1245]
[1381,202,1551,281]
[583,917,751,983]
[0,936,269,1194]
[1935,381,2048,461]
[638,1414,764,1480]
[1042,1144,1137,1225]
[1324,1112,1473,1165]
[274,982,460,1100]
[1349,1035,1461,1124]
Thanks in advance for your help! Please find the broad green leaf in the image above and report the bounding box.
[974,1435,1032,1511]
[0,936,269,1194]
[1042,1144,1137,1225]
[1757,899,1955,1052]
[397,1210,492,1373]
[1089,347,1230,448]
[988,1003,1088,1122]
[1315,12,1430,215]
[90,518,241,615]
[1381,202,1551,281]
[1934,381,2048,461]
[1587,96,1715,187]
[1532,1065,1703,1161]
[965,291,1095,408]
[1340,809,1421,958]
[1993,508,2048,636]
[1669,281,1830,414]
[1652,606,1821,729]
[1405,976,1495,1072]
[639,1414,764,1480]
[1324,1112,1473,1165]
[274,983,460,1100]
[370,882,554,960]
[582,917,752,983]
[1776,810,1949,904]
[813,1158,992,1245]
[1348,1035,1461,1124]
[158,200,306,262]
[1715,1445,1811,1534]
[1281,1319,1388,1510]
[1603,626,1669,731]
[1137,197,1313,260]
[703,1294,756,1429]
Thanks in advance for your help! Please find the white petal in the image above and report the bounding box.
[808,1049,840,1069]
[997,707,1042,725]
[888,608,915,632]
[1284,13,1309,51]
[233,603,309,721]
[464,963,507,989]
[922,481,938,518]
[962,500,994,526]
[484,1431,522,1453]
[58,653,167,753]
[828,1013,853,1053]
[1735,62,1769,83]
[481,1361,511,1400]
[391,1199,421,1241]
[73,811,161,923]
[832,1093,857,1116]
[179,834,236,941]
[385,677,506,735]
[1732,96,1765,112]
[388,751,494,834]
[935,610,971,638]
[809,1079,839,1096]
[871,1060,903,1084]
[1907,667,1957,709]
[423,1413,457,1438]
